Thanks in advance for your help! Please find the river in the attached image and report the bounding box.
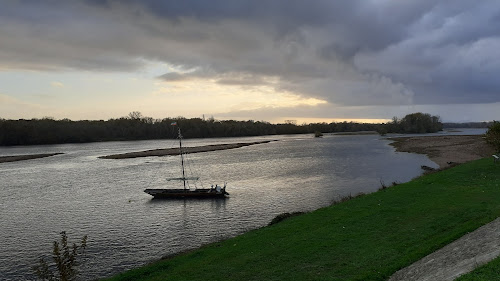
[1,131,474,280]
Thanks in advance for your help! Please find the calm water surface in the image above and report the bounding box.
[0,132,464,280]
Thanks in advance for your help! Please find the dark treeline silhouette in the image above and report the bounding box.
[443,122,493,128]
[0,111,487,146]
[0,111,379,146]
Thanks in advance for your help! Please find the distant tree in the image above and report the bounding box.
[485,121,500,152]
[376,126,388,136]
[127,111,143,120]
[314,131,323,138]
[33,232,87,281]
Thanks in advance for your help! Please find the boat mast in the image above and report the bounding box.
[178,127,187,190]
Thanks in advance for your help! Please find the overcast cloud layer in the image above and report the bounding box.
[1,0,500,118]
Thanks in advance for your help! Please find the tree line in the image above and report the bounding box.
[442,122,493,128]
[0,112,445,146]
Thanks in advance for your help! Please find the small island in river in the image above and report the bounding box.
[0,153,64,163]
[99,140,276,159]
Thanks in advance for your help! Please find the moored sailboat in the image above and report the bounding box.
[144,124,228,199]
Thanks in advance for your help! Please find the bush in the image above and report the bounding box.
[486,121,500,152]
[376,126,388,136]
[33,231,87,281]
[269,212,304,225]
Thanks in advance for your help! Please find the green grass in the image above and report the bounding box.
[104,158,500,281]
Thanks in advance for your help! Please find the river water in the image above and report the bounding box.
[0,130,481,280]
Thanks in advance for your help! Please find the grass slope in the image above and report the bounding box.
[104,158,500,281]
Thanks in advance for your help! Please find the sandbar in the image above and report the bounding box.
[99,140,275,159]
[0,153,64,163]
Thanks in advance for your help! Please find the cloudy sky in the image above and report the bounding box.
[1,0,499,123]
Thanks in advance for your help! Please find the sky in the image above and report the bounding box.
[1,0,500,124]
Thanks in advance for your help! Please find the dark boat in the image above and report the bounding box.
[144,125,229,199]
[144,186,228,199]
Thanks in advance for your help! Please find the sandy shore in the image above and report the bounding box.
[99,140,275,159]
[388,135,494,168]
[0,153,64,163]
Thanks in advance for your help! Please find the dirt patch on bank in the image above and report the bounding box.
[388,135,494,168]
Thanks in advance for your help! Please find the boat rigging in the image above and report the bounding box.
[144,124,229,199]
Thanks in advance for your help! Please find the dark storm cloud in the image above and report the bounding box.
[353,1,500,104]
[1,0,500,106]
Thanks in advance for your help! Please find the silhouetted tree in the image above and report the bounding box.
[379,112,442,134]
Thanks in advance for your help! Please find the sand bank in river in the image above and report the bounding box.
[0,153,64,163]
[389,135,494,168]
[99,140,276,159]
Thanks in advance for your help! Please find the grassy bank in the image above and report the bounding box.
[104,158,500,281]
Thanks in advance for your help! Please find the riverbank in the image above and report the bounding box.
[99,140,275,159]
[104,156,500,281]
[0,153,63,163]
[388,135,494,168]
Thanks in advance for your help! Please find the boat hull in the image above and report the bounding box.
[144,188,228,199]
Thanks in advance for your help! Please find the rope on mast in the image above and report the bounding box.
[178,127,187,190]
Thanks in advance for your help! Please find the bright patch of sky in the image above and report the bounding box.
[0,62,328,120]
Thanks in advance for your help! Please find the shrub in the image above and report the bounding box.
[269,212,304,225]
[485,121,500,152]
[33,231,87,281]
